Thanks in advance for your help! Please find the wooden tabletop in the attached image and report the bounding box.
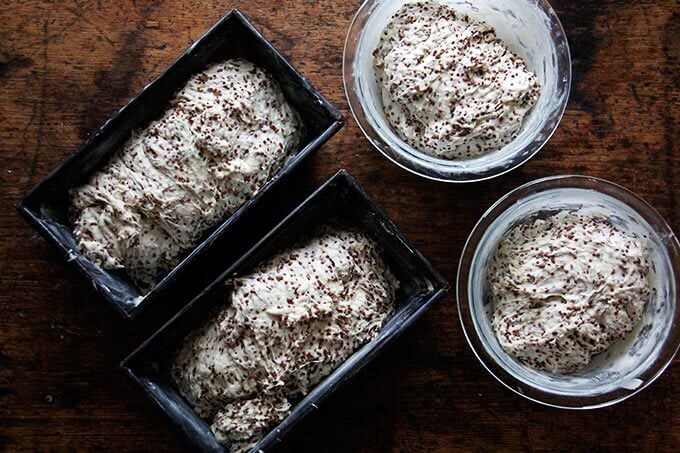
[1,0,678,451]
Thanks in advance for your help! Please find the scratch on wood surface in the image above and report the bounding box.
[24,18,49,193]
[63,5,116,46]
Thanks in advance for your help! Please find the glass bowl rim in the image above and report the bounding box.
[456,174,680,409]
[342,0,573,183]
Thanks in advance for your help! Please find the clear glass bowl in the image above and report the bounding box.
[343,0,572,182]
[457,175,680,409]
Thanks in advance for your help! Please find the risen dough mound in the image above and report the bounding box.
[71,59,301,292]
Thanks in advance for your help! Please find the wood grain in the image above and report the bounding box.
[0,0,678,451]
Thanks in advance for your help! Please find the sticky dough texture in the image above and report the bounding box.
[70,59,301,292]
[488,211,653,373]
[171,227,399,451]
[374,1,540,159]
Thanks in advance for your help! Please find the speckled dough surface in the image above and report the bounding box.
[488,211,653,374]
[374,1,540,159]
[171,227,399,451]
[70,59,301,292]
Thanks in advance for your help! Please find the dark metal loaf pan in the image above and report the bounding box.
[120,170,449,452]
[17,9,344,319]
